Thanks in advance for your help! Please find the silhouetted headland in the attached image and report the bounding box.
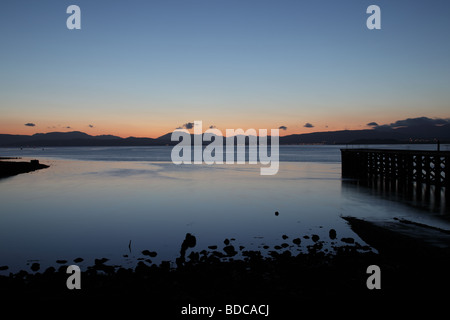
[0,159,49,178]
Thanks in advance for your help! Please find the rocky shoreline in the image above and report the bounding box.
[1,216,450,302]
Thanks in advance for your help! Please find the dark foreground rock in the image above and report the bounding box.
[1,217,450,301]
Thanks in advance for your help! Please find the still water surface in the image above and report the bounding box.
[1,145,449,273]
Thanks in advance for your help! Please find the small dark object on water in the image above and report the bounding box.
[223,245,237,256]
[282,235,288,240]
[74,257,84,263]
[31,263,40,272]
[311,235,320,242]
[0,266,8,271]
[275,211,279,216]
[293,238,301,246]
[183,233,196,249]
[208,245,217,250]
[56,260,67,264]
[95,258,109,265]
[224,238,230,245]
[329,229,337,240]
[142,250,157,258]
[180,233,197,260]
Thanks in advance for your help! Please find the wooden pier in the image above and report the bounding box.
[341,148,450,212]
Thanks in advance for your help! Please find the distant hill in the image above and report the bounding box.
[0,123,449,147]
[0,131,160,147]
[278,124,450,144]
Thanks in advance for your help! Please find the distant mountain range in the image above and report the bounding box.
[0,123,449,147]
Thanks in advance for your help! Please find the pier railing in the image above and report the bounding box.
[341,149,449,202]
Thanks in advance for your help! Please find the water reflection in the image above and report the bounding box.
[1,154,450,274]
[342,178,450,216]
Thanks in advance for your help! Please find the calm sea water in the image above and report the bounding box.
[1,144,449,273]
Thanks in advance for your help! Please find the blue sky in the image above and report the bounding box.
[1,0,449,137]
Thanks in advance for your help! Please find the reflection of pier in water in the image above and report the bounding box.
[341,148,450,214]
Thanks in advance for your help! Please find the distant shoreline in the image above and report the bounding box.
[1,129,449,147]
[0,141,448,147]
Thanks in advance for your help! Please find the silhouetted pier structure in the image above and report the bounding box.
[341,148,450,212]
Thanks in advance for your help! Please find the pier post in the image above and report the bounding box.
[445,156,450,202]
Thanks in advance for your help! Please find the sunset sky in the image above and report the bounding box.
[1,0,449,138]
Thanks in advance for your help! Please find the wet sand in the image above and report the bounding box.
[1,216,449,303]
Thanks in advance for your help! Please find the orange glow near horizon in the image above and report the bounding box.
[0,113,431,139]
